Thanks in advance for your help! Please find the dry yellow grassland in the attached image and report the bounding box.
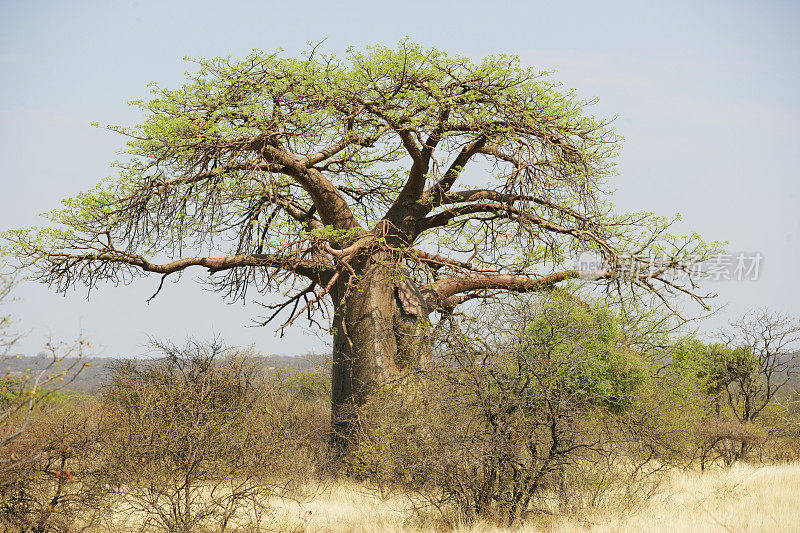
[268,463,800,533]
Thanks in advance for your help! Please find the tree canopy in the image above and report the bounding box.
[519,297,650,411]
[5,42,716,328]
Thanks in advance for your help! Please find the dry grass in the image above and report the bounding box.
[560,462,800,533]
[270,480,427,532]
[271,462,800,533]
[75,462,800,531]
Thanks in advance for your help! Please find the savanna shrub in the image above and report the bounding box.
[352,295,661,524]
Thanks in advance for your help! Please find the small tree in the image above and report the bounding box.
[717,309,800,425]
[668,310,800,464]
[101,340,278,532]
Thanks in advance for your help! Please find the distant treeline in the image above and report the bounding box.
[3,352,330,393]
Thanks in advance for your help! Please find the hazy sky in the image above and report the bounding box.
[1,0,798,358]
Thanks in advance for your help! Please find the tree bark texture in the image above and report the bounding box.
[329,260,431,455]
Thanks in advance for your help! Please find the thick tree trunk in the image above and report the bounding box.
[329,260,431,457]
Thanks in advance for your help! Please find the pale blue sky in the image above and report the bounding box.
[1,0,798,357]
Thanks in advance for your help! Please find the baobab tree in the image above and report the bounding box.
[5,43,715,450]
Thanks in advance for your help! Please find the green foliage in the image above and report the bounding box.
[0,379,85,409]
[518,296,650,411]
[697,344,756,397]
[666,338,759,410]
[56,42,612,237]
[280,368,329,401]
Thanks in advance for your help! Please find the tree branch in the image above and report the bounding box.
[423,270,593,310]
[423,136,487,204]
[44,251,331,284]
[421,201,608,252]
